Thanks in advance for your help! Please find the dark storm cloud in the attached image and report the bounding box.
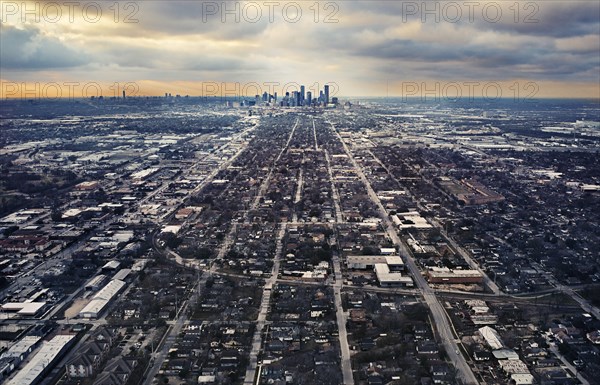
[354,37,551,66]
[376,50,600,83]
[126,1,273,39]
[0,24,88,69]
[474,2,600,38]
[295,1,599,83]
[341,1,599,38]
[356,36,598,81]
[356,39,488,63]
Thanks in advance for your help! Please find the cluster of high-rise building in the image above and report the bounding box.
[250,84,336,107]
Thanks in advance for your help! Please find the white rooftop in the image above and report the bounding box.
[479,326,503,350]
[79,298,109,317]
[511,373,534,384]
[102,260,120,269]
[374,263,412,284]
[94,279,125,301]
[1,302,46,316]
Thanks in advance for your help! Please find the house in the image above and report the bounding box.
[360,338,376,351]
[349,309,368,324]
[66,328,115,378]
[67,351,103,378]
[417,340,440,356]
[413,324,431,340]
[93,357,137,385]
[586,330,600,344]
[367,374,384,385]
[431,364,452,384]
[473,350,491,362]
[219,351,239,369]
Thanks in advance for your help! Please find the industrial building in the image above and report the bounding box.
[85,275,107,291]
[498,359,534,384]
[1,336,41,363]
[101,260,120,271]
[0,335,42,380]
[478,326,504,350]
[79,279,126,319]
[379,248,397,255]
[112,268,131,281]
[7,335,75,385]
[131,259,149,271]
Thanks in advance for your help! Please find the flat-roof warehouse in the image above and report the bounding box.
[78,279,126,319]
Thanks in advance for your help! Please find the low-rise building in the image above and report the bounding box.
[427,268,483,284]
[7,335,75,385]
[374,264,413,287]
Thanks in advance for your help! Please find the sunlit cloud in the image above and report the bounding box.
[1,0,598,98]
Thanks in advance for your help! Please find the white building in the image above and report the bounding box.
[478,326,504,350]
[1,302,46,317]
[79,279,126,319]
[374,264,413,287]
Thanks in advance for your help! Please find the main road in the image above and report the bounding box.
[329,120,479,385]
[366,149,501,295]
[332,251,353,385]
[243,222,286,385]
[325,140,354,385]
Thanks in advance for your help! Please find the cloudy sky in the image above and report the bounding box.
[1,0,599,98]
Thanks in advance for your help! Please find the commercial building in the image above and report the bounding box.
[392,211,433,230]
[346,255,404,270]
[439,178,504,205]
[426,268,483,284]
[374,263,413,287]
[1,302,46,317]
[130,167,158,181]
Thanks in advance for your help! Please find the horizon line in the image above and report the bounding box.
[1,96,599,101]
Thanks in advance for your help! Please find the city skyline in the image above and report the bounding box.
[1,2,599,384]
